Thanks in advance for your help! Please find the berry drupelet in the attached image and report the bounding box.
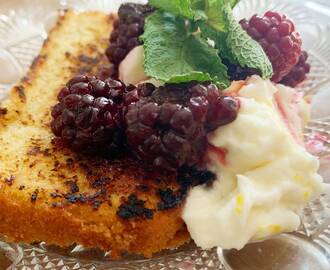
[280,51,310,87]
[106,3,154,65]
[240,11,302,83]
[51,75,129,152]
[124,82,239,171]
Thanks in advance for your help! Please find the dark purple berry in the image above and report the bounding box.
[51,76,130,152]
[240,11,302,83]
[127,23,141,37]
[207,96,240,131]
[124,82,239,171]
[106,3,155,67]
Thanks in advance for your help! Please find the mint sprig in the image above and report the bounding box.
[141,11,229,88]
[143,0,273,87]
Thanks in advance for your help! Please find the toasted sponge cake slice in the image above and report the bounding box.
[0,11,189,258]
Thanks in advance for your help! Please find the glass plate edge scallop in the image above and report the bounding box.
[0,0,329,269]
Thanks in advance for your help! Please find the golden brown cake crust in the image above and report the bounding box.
[0,10,189,258]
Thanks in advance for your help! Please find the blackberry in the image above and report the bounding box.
[106,3,154,65]
[223,58,261,81]
[51,75,128,152]
[240,11,302,83]
[280,51,310,87]
[124,82,239,171]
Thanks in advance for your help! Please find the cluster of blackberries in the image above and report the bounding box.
[51,76,239,171]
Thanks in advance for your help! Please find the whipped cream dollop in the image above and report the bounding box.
[119,46,148,85]
[119,45,163,87]
[182,76,329,250]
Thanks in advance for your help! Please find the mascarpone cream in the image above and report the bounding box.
[182,76,329,250]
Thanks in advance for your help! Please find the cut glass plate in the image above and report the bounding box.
[0,0,329,269]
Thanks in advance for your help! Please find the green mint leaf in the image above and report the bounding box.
[200,4,273,79]
[201,0,240,31]
[203,0,228,31]
[148,1,241,31]
[222,4,273,79]
[199,21,235,62]
[141,11,230,88]
[148,0,206,20]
